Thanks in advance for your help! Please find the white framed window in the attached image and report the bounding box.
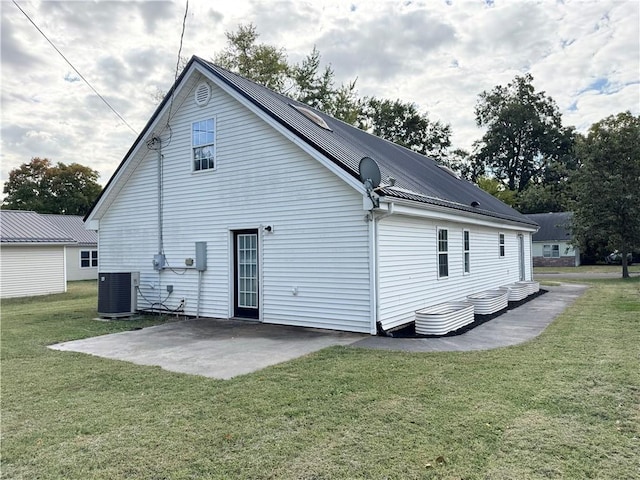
[463,229,470,274]
[543,244,560,258]
[437,228,449,278]
[192,118,216,171]
[80,250,98,268]
[499,233,505,257]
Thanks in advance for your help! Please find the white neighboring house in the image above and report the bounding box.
[43,214,99,280]
[0,210,75,298]
[527,212,580,267]
[85,56,539,334]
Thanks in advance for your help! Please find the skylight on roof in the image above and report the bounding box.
[437,164,460,179]
[290,104,332,131]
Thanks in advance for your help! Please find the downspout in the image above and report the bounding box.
[372,202,395,335]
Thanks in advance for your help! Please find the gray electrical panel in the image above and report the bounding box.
[195,242,207,271]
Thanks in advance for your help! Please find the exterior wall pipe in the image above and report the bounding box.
[196,270,203,318]
[156,138,163,256]
[373,202,395,335]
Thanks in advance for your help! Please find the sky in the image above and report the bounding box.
[1,0,639,192]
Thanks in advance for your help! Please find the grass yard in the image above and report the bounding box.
[2,279,639,479]
[534,264,640,275]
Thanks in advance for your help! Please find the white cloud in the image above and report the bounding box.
[1,0,638,195]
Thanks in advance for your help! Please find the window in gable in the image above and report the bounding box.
[192,118,215,172]
[438,228,449,278]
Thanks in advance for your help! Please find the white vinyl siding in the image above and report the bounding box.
[98,75,371,333]
[377,216,530,331]
[0,245,67,298]
[66,246,98,281]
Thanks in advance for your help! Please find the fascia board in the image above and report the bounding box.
[384,199,539,232]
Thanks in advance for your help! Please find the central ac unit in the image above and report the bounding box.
[98,272,140,318]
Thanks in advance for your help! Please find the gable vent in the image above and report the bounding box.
[194,82,211,107]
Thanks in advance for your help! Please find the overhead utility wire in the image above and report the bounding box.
[166,0,189,126]
[12,0,138,135]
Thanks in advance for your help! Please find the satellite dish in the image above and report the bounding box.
[359,157,381,188]
[359,157,381,210]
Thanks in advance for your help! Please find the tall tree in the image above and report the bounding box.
[474,74,571,192]
[290,46,362,124]
[213,23,290,93]
[359,98,451,160]
[476,176,517,207]
[2,158,102,216]
[571,112,640,278]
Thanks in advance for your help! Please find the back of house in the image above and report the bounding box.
[85,57,538,334]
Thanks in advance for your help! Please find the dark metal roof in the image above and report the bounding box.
[86,56,537,228]
[0,210,76,244]
[41,214,97,246]
[526,212,573,241]
[198,58,537,227]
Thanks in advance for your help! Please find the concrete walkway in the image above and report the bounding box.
[352,283,588,352]
[49,283,587,379]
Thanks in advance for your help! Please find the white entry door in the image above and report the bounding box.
[233,230,259,319]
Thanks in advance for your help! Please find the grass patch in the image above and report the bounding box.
[534,265,640,274]
[2,279,639,479]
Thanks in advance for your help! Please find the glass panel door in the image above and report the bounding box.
[234,230,259,319]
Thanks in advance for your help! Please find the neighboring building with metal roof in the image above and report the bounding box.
[0,210,73,298]
[526,212,580,267]
[43,214,98,281]
[85,57,539,334]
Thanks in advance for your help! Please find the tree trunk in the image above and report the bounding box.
[621,252,629,279]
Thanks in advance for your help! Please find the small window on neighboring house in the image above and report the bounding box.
[438,228,449,278]
[499,233,505,257]
[81,250,98,268]
[543,244,560,258]
[463,229,470,274]
[192,118,215,171]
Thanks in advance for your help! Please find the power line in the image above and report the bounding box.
[12,0,138,136]
[166,0,189,126]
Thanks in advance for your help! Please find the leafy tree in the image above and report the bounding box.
[2,158,102,216]
[571,112,640,278]
[289,46,362,124]
[475,176,517,207]
[214,24,450,153]
[516,183,567,213]
[474,74,572,192]
[213,23,290,93]
[442,148,484,182]
[359,98,451,160]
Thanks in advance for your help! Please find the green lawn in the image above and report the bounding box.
[2,279,639,479]
[534,264,640,274]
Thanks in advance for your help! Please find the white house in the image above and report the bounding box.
[85,56,538,334]
[0,210,74,298]
[527,212,580,267]
[43,214,99,281]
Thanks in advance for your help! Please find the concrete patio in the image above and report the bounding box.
[49,283,587,379]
